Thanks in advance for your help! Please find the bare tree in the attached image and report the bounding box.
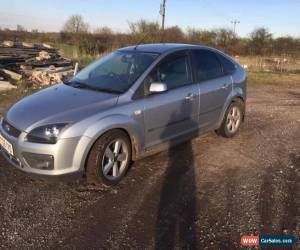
[274,36,299,56]
[248,27,273,55]
[94,26,113,35]
[62,15,89,33]
[129,19,160,34]
[215,28,236,49]
[186,28,217,46]
[128,19,160,43]
[163,26,185,43]
[17,24,26,32]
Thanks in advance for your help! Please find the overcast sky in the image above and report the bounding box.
[1,0,299,37]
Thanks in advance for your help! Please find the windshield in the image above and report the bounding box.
[68,51,159,94]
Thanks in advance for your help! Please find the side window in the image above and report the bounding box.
[148,53,192,90]
[217,54,236,75]
[193,50,223,81]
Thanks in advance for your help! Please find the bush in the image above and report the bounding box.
[1,22,299,58]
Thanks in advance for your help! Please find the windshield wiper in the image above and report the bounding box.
[63,79,85,87]
[64,80,99,91]
[94,88,122,94]
[64,80,121,94]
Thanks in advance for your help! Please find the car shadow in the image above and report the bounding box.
[155,100,198,249]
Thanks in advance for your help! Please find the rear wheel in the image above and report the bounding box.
[217,99,244,138]
[85,130,132,186]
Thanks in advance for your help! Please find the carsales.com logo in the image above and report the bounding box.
[241,235,297,247]
[240,236,259,247]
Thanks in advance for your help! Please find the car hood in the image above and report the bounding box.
[5,84,119,132]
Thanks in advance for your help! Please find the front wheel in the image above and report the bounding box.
[85,130,132,186]
[217,100,244,138]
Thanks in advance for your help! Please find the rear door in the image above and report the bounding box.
[192,49,232,129]
[143,50,200,148]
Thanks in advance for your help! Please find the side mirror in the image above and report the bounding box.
[149,82,167,93]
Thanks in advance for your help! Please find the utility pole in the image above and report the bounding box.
[160,0,166,30]
[231,20,240,35]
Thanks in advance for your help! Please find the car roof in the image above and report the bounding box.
[118,43,206,54]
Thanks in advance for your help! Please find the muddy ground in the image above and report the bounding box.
[0,81,299,249]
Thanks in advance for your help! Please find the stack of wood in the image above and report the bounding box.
[0,41,74,88]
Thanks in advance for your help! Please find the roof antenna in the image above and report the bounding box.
[134,32,151,50]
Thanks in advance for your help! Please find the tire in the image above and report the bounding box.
[85,129,132,186]
[217,99,245,138]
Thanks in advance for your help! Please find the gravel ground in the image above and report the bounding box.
[0,82,299,249]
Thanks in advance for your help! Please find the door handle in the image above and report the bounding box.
[222,83,231,89]
[185,93,195,100]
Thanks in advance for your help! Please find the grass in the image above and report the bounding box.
[56,44,79,59]
[248,71,300,86]
[77,56,96,67]
[56,43,97,67]
[236,56,300,73]
[0,85,41,115]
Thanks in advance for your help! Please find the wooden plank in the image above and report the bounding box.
[0,81,17,91]
[2,69,22,81]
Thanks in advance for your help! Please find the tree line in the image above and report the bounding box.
[1,15,299,57]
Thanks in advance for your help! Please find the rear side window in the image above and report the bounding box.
[217,54,236,75]
[193,50,223,81]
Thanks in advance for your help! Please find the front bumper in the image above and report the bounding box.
[0,122,92,181]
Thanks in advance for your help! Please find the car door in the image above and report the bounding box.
[143,50,200,148]
[192,49,232,130]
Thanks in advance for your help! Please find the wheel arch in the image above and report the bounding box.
[217,92,246,128]
[80,115,143,172]
[232,95,246,121]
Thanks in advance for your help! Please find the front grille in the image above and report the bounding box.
[2,119,21,138]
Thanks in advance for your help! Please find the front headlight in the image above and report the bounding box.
[26,123,69,144]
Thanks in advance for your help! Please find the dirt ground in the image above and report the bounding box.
[0,80,299,249]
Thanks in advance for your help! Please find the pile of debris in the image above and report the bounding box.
[0,41,75,89]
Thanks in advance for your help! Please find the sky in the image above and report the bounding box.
[0,0,299,37]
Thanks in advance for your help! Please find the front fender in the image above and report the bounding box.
[84,114,144,160]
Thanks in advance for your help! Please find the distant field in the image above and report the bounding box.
[55,44,300,73]
[236,55,300,73]
[248,71,300,86]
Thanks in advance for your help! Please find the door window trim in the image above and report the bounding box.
[133,50,196,99]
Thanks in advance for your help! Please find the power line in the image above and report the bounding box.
[160,0,166,30]
[231,20,240,35]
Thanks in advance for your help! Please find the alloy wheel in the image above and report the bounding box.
[101,139,129,180]
[226,106,241,133]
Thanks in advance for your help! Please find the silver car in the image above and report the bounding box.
[0,44,246,185]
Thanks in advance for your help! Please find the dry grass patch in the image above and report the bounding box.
[248,71,300,86]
